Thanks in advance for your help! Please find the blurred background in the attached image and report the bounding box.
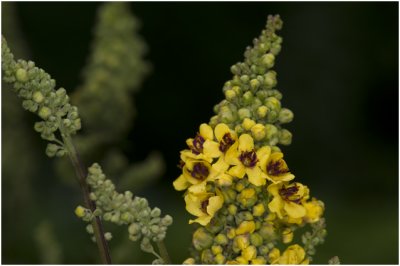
[2,2,398,264]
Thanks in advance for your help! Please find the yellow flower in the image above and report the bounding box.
[208,123,238,173]
[173,159,218,193]
[181,123,220,163]
[304,198,324,223]
[225,134,267,186]
[259,148,295,183]
[278,244,309,264]
[267,182,309,220]
[236,221,256,235]
[184,191,224,225]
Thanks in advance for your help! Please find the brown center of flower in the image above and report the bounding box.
[219,133,235,153]
[191,134,205,154]
[201,199,209,214]
[190,162,210,180]
[239,150,258,168]
[267,159,289,176]
[279,184,302,204]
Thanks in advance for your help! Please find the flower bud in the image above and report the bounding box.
[233,235,250,251]
[32,91,44,103]
[104,232,112,241]
[215,233,228,245]
[251,256,267,264]
[278,108,294,124]
[215,254,226,264]
[211,245,223,255]
[183,258,195,264]
[151,207,161,218]
[74,205,87,218]
[16,68,28,82]
[282,228,293,244]
[237,188,257,208]
[225,89,237,101]
[193,227,213,251]
[86,224,94,234]
[162,215,173,226]
[242,118,256,130]
[242,245,257,261]
[238,108,251,120]
[242,91,254,105]
[235,256,248,264]
[252,205,264,218]
[128,223,141,235]
[236,221,256,235]
[261,53,275,68]
[256,105,268,118]
[228,204,238,215]
[250,79,260,91]
[38,106,52,120]
[264,71,277,88]
[250,233,263,247]
[278,129,292,145]
[251,124,266,141]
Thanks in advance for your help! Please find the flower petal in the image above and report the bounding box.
[200,123,214,140]
[188,182,207,194]
[189,215,212,226]
[203,140,222,158]
[173,174,190,191]
[268,197,284,219]
[228,165,246,179]
[212,156,230,173]
[238,134,254,152]
[207,195,224,216]
[269,173,295,183]
[257,146,271,170]
[184,194,204,217]
[225,142,240,165]
[284,202,306,219]
[215,173,233,187]
[246,167,266,186]
[215,123,231,141]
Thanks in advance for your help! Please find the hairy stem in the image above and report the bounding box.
[156,240,171,264]
[62,132,112,264]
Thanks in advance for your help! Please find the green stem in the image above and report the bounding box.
[156,240,171,264]
[62,132,112,264]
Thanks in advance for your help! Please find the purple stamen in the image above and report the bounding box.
[219,133,235,153]
[191,134,205,155]
[239,150,258,168]
[190,162,210,180]
[267,159,289,176]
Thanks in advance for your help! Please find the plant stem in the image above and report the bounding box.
[156,240,171,264]
[62,132,112,264]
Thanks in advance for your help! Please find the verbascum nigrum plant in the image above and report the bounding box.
[173,15,329,264]
[2,24,172,264]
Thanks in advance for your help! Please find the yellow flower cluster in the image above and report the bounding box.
[173,122,325,264]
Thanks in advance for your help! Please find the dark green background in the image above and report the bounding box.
[2,2,398,264]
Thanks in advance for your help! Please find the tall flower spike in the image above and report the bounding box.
[2,36,81,157]
[210,15,293,149]
[175,15,328,264]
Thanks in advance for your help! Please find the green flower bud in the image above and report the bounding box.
[261,53,275,68]
[242,91,254,105]
[128,223,141,235]
[265,124,279,144]
[278,108,294,124]
[221,188,236,204]
[258,245,270,255]
[104,232,112,241]
[183,258,196,265]
[232,85,242,96]
[278,129,292,145]
[240,75,250,83]
[251,124,266,141]
[140,238,154,253]
[220,106,234,123]
[86,224,94,234]
[193,227,213,251]
[256,105,268,118]
[214,254,226,264]
[16,68,28,82]
[228,204,238,215]
[250,79,260,91]
[32,91,44,103]
[264,71,277,88]
[225,89,236,101]
[151,207,161,218]
[238,108,251,120]
[152,258,164,265]
[215,233,228,245]
[250,233,263,247]
[38,106,52,120]
[161,215,173,226]
[201,249,213,264]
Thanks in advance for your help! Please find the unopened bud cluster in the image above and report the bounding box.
[76,163,172,256]
[209,15,293,148]
[1,37,81,157]
[73,2,149,138]
[174,15,327,264]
